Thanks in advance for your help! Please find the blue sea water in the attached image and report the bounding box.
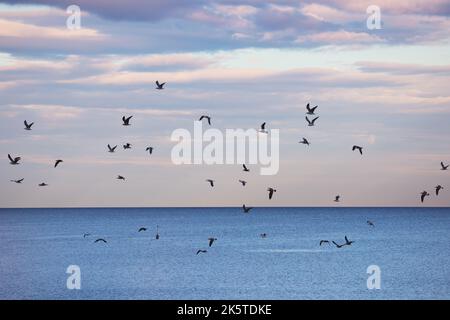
[0,207,449,300]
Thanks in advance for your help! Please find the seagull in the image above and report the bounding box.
[242,204,253,213]
[420,191,430,203]
[122,116,132,126]
[242,164,250,172]
[319,240,330,246]
[38,183,48,187]
[123,143,132,149]
[146,147,154,154]
[8,154,21,165]
[306,103,318,115]
[299,138,310,146]
[259,122,268,133]
[267,187,277,200]
[108,144,117,153]
[206,179,214,187]
[334,195,340,202]
[24,120,34,130]
[199,115,211,125]
[332,241,345,248]
[352,145,363,155]
[138,227,147,232]
[117,175,125,181]
[436,185,444,196]
[260,233,267,238]
[83,233,91,238]
[441,162,449,170]
[239,180,247,186]
[208,237,217,247]
[344,236,354,245]
[11,178,24,184]
[367,220,375,227]
[156,80,165,90]
[196,250,207,255]
[305,116,319,127]
[94,238,107,243]
[155,225,160,240]
[54,159,63,168]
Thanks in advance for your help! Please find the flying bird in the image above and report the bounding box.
[242,204,253,213]
[138,227,147,232]
[441,162,449,170]
[8,154,21,165]
[11,178,24,184]
[206,179,214,187]
[155,225,160,240]
[344,236,354,245]
[83,233,91,238]
[352,145,363,155]
[156,80,165,90]
[146,147,154,154]
[199,115,211,125]
[435,185,443,196]
[208,237,217,247]
[260,233,267,238]
[239,180,247,186]
[54,159,63,168]
[305,116,319,127]
[24,120,34,130]
[123,143,132,149]
[108,144,117,153]
[196,250,207,255]
[117,175,125,181]
[306,103,318,115]
[299,138,310,146]
[334,195,340,202]
[267,187,277,200]
[94,238,107,243]
[122,116,132,126]
[420,191,430,203]
[38,183,48,187]
[367,220,375,227]
[242,164,250,172]
[332,241,345,248]
[319,240,330,246]
[259,122,268,133]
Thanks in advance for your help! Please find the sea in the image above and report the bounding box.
[0,207,449,300]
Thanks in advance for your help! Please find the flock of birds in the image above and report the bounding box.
[6,81,449,252]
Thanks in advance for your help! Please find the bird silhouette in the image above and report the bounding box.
[83,233,91,238]
[242,204,253,213]
[319,240,330,246]
[123,143,132,149]
[260,233,267,238]
[239,180,247,186]
[435,185,443,196]
[117,175,125,181]
[24,120,34,130]
[38,183,48,187]
[138,227,147,232]
[344,236,354,245]
[199,115,211,125]
[8,154,21,165]
[306,103,318,115]
[208,237,217,247]
[146,147,154,154]
[305,116,319,127]
[156,80,165,90]
[155,225,160,240]
[441,162,449,170]
[11,178,24,184]
[108,144,117,153]
[352,145,363,155]
[206,179,214,187]
[267,187,277,200]
[299,138,310,146]
[420,191,430,203]
[122,116,132,126]
[242,164,250,172]
[196,250,207,255]
[332,241,345,248]
[54,159,63,168]
[367,220,375,227]
[259,122,268,133]
[334,195,340,202]
[94,238,107,243]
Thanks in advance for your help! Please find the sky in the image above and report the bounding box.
[0,0,449,207]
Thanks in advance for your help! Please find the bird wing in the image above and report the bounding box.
[207,117,211,125]
[243,164,248,171]
[199,115,205,121]
[8,154,13,162]
[269,189,273,199]
[345,236,349,243]
[24,120,29,127]
[261,122,266,129]
[305,116,311,124]
[421,193,425,202]
[311,116,319,124]
[156,81,160,86]
[208,239,214,247]
[311,106,318,112]
[306,103,311,112]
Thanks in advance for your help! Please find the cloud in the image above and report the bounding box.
[296,30,384,45]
